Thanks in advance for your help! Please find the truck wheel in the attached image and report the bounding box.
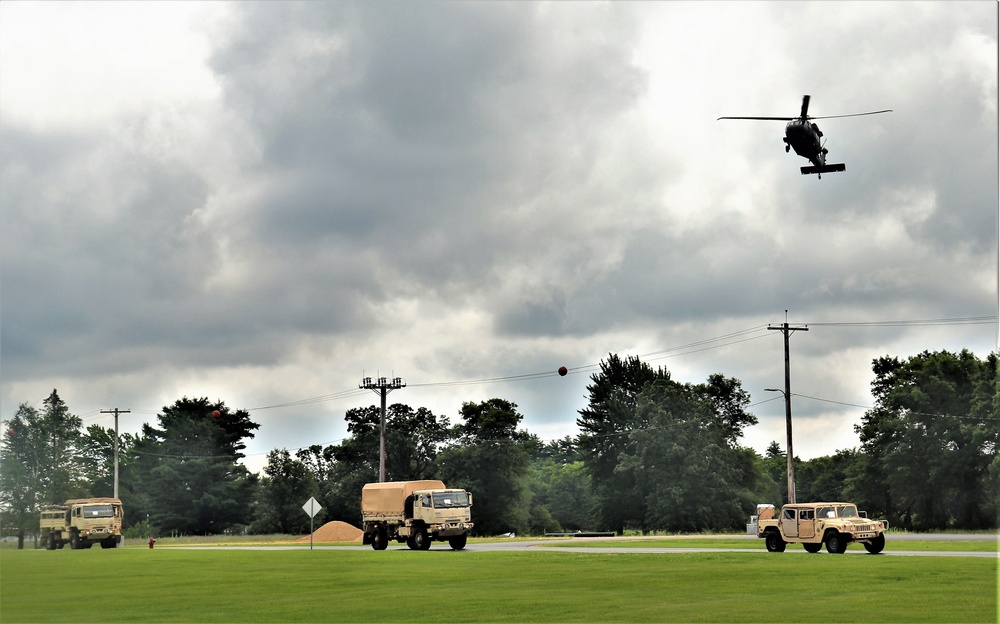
[69,533,80,550]
[101,537,117,549]
[803,543,822,553]
[406,535,418,550]
[372,530,388,551]
[448,534,467,551]
[764,531,786,552]
[413,528,430,551]
[825,531,847,554]
[863,534,885,554]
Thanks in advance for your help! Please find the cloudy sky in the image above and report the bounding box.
[2,1,996,474]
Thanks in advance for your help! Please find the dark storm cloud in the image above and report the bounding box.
[204,2,653,333]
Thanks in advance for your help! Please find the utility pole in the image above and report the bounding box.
[100,408,130,499]
[359,376,405,483]
[767,314,807,504]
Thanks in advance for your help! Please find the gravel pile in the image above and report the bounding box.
[296,521,363,543]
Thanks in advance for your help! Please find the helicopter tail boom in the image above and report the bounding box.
[800,163,846,176]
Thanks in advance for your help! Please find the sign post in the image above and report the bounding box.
[301,497,323,550]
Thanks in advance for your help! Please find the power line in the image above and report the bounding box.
[805,316,996,327]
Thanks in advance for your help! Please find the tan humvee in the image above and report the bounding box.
[755,501,886,554]
[39,498,124,550]
[361,480,473,551]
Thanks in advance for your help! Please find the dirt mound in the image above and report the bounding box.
[297,521,363,543]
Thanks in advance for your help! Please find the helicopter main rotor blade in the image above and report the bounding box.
[717,116,795,121]
[809,109,892,120]
[800,95,811,118]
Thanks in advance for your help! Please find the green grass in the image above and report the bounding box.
[1,547,996,622]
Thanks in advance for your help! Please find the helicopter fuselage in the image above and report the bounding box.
[783,119,826,166]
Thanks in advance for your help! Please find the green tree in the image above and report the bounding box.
[528,441,594,532]
[855,350,999,530]
[0,391,85,548]
[437,398,536,535]
[130,398,259,535]
[795,450,858,503]
[38,390,84,504]
[577,354,671,533]
[621,380,751,532]
[76,424,138,498]
[0,405,45,548]
[251,449,320,534]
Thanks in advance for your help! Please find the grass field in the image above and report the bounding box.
[1,544,996,622]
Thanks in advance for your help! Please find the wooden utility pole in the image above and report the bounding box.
[359,376,405,482]
[100,408,130,499]
[767,316,807,504]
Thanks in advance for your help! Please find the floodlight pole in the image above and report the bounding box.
[100,408,130,499]
[767,315,808,504]
[359,376,405,482]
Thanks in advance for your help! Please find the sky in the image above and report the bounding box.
[1,1,997,475]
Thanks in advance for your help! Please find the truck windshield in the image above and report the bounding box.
[83,505,115,518]
[837,505,858,518]
[432,492,470,508]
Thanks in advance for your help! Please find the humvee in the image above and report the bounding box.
[754,502,886,554]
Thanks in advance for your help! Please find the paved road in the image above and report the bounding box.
[176,534,998,558]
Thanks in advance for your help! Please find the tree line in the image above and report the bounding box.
[1,349,996,547]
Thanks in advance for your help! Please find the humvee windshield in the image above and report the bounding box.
[83,505,115,518]
[837,505,858,518]
[432,492,470,508]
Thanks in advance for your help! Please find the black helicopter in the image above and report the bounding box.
[718,95,891,178]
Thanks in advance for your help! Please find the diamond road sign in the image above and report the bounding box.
[302,496,322,518]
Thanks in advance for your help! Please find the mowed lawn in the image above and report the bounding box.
[1,546,996,622]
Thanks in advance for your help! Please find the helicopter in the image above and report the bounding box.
[718,95,891,178]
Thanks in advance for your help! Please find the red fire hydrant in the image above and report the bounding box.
[148,538,156,549]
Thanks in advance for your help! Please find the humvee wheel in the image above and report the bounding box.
[803,543,822,553]
[413,528,430,551]
[764,531,786,552]
[824,531,847,554]
[863,533,885,554]
[448,534,467,550]
[371,529,388,551]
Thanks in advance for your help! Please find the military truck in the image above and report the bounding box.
[361,480,473,551]
[39,498,124,550]
[755,501,886,554]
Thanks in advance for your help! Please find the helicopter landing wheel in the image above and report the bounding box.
[785,144,790,153]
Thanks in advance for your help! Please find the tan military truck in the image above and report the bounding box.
[755,501,886,554]
[39,498,124,550]
[361,480,473,551]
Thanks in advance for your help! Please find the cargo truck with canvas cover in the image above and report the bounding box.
[755,501,886,554]
[39,498,123,550]
[362,480,473,551]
